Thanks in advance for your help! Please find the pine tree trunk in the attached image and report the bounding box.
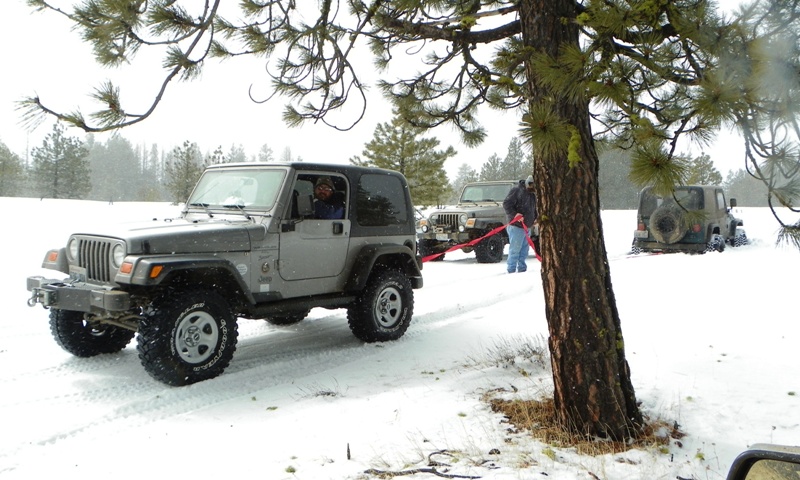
[520,0,643,440]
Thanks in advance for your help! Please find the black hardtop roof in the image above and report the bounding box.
[204,161,404,179]
[464,180,519,185]
[640,185,724,195]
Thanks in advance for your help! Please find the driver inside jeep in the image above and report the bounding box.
[313,176,345,219]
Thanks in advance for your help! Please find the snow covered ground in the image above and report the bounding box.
[1,197,799,480]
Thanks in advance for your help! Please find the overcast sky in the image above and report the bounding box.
[1,1,746,178]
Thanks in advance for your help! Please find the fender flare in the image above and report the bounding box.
[344,244,423,292]
[117,255,255,304]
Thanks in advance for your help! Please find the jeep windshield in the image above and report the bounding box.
[639,186,705,216]
[460,184,513,203]
[187,168,287,212]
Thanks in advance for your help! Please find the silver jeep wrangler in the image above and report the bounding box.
[27,162,423,385]
[632,185,747,254]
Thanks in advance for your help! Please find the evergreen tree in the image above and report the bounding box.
[205,146,225,165]
[24,0,800,440]
[225,144,247,163]
[479,154,504,181]
[0,141,25,197]
[164,140,204,204]
[724,168,769,207]
[350,114,454,206]
[30,123,90,199]
[686,154,723,186]
[449,163,479,204]
[499,137,531,180]
[279,147,302,163]
[86,134,141,202]
[257,144,275,163]
[138,143,166,201]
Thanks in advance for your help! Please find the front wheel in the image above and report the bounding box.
[418,239,445,261]
[347,269,414,342]
[138,290,238,386]
[475,234,504,263]
[49,309,135,357]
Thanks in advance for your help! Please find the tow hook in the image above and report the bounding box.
[27,289,42,307]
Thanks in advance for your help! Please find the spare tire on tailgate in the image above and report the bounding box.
[650,204,687,244]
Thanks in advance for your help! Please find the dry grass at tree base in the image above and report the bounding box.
[471,336,684,457]
[487,395,685,457]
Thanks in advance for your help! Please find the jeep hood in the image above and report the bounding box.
[74,217,265,254]
[432,203,505,215]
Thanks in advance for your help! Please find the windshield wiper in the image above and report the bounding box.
[187,202,213,217]
[222,204,252,220]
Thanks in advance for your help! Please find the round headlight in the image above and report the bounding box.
[112,244,126,268]
[67,238,79,260]
[459,214,468,225]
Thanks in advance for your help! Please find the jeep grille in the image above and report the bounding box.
[77,238,113,283]
[432,213,461,229]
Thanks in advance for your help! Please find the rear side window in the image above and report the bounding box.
[356,174,408,227]
[716,190,726,212]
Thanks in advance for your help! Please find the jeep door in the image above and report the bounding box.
[278,173,350,281]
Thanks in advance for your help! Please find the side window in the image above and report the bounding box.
[716,191,726,212]
[356,174,408,227]
[290,173,348,220]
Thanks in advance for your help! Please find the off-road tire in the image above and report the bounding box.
[49,309,135,357]
[347,269,413,342]
[650,204,687,244]
[475,234,504,263]
[418,239,445,261]
[138,290,238,386]
[733,229,748,247]
[705,233,725,253]
[266,310,310,325]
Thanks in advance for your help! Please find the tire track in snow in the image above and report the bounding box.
[3,261,540,469]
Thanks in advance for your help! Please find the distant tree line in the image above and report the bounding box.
[0,120,769,209]
[448,138,768,209]
[0,122,303,204]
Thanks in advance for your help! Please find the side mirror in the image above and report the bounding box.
[730,198,738,208]
[726,444,800,480]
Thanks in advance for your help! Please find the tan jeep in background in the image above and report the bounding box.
[632,185,747,254]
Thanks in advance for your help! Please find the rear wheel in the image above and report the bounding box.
[49,309,135,357]
[347,269,413,342]
[138,290,238,386]
[705,234,725,253]
[475,234,504,263]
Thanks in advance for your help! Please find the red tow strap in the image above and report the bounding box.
[421,213,541,263]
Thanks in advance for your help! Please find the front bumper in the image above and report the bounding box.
[27,276,131,313]
[418,231,472,243]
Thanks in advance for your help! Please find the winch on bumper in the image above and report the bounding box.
[27,276,131,313]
